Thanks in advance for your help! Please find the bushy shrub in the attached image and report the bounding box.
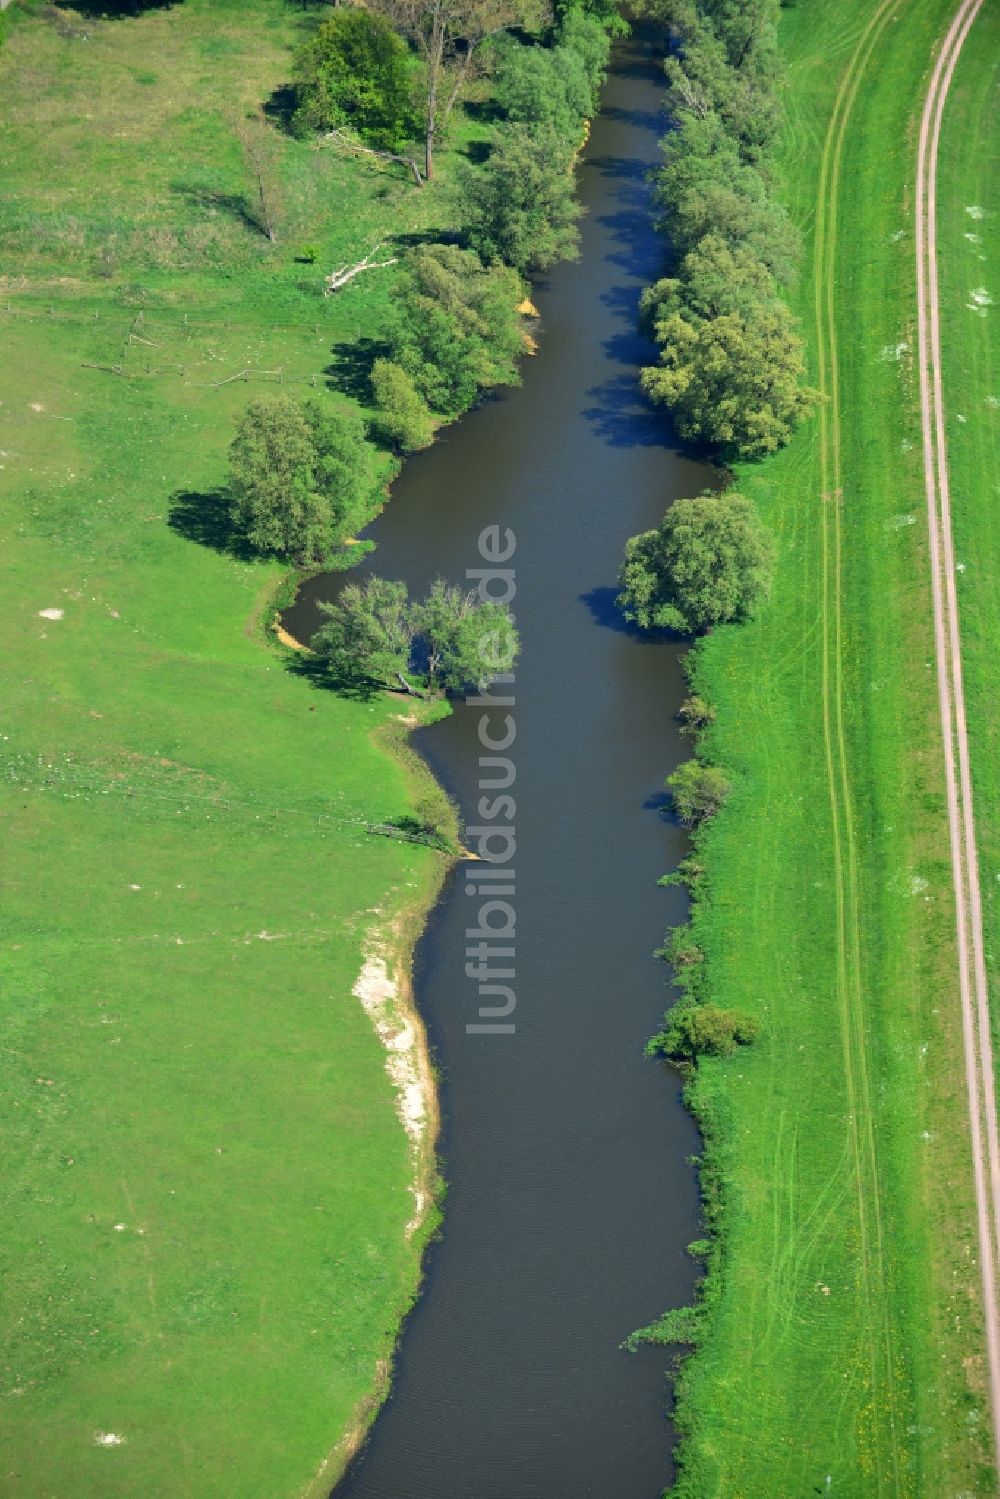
[384,244,524,416]
[228,396,371,563]
[648,1002,759,1063]
[665,759,732,825]
[293,9,418,149]
[618,492,773,633]
[310,574,519,695]
[369,360,436,453]
[458,123,582,274]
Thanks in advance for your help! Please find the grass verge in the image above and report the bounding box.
[665,2,996,1492]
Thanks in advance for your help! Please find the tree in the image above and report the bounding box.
[458,122,582,273]
[641,300,814,457]
[310,574,519,695]
[649,1002,759,1063]
[640,234,777,330]
[372,0,534,181]
[235,111,283,243]
[663,2,779,162]
[385,243,523,415]
[293,8,418,149]
[311,577,414,689]
[228,396,370,563]
[665,759,732,825]
[370,358,436,452]
[412,578,519,692]
[678,693,716,736]
[492,23,605,138]
[618,492,773,633]
[653,111,800,282]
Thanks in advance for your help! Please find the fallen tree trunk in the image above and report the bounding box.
[317,129,424,188]
[324,244,399,294]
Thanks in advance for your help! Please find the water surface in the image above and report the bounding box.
[284,28,711,1497]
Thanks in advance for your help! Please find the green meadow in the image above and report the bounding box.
[0,2,471,1493]
[669,1,997,1493]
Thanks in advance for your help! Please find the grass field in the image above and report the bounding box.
[0,3,477,1494]
[669,1,997,1493]
[935,6,1000,1074]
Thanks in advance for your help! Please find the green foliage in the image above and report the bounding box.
[385,243,524,417]
[653,111,800,282]
[311,575,520,696]
[557,10,615,98]
[458,122,583,273]
[618,492,773,634]
[492,16,609,135]
[678,693,716,735]
[641,234,777,327]
[494,38,589,135]
[623,1303,704,1350]
[666,759,732,826]
[664,0,779,162]
[554,0,629,38]
[640,236,814,460]
[413,578,520,693]
[642,299,814,457]
[370,359,436,453]
[228,395,371,564]
[292,8,418,149]
[648,1002,760,1062]
[311,576,413,691]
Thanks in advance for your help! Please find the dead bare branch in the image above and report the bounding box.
[324,244,399,295]
[316,128,424,188]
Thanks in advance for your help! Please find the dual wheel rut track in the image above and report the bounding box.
[915,0,1000,1463]
[812,0,999,1487]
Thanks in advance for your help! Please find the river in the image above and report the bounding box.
[281,26,711,1499]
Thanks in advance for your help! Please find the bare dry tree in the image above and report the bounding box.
[235,111,283,243]
[370,0,547,181]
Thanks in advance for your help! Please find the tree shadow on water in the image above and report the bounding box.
[581,372,676,449]
[580,585,682,645]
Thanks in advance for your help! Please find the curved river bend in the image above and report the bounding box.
[283,28,711,1499]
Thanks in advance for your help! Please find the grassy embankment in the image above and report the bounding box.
[667,1,997,1492]
[936,7,1000,1067]
[0,3,483,1494]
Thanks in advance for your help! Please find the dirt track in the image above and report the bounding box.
[915,0,1000,1460]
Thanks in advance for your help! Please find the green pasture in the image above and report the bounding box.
[0,2,471,1493]
[668,1,996,1493]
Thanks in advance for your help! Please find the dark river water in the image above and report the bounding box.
[282,26,711,1499]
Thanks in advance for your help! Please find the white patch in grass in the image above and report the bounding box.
[882,340,908,362]
[887,513,916,531]
[38,608,63,620]
[966,205,985,220]
[93,1432,126,1447]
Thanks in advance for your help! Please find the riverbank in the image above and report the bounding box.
[664,1,995,1491]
